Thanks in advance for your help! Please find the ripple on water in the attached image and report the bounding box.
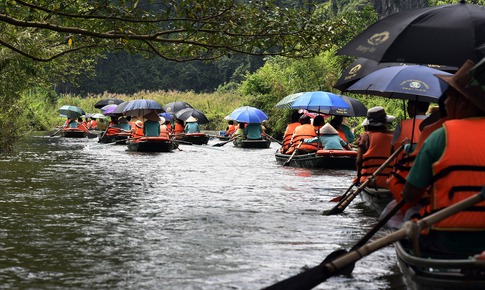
[0,134,406,289]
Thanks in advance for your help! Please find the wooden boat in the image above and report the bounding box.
[359,187,393,213]
[275,149,357,169]
[395,239,485,290]
[179,133,210,145]
[61,128,87,138]
[98,132,131,144]
[234,138,271,149]
[127,137,178,152]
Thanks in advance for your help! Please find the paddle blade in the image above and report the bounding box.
[329,195,344,202]
[263,262,333,290]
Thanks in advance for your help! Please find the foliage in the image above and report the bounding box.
[60,52,264,95]
[0,0,346,62]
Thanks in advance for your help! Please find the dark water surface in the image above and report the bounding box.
[0,133,406,289]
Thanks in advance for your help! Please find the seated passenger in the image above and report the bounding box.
[304,123,347,150]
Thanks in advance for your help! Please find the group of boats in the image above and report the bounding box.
[53,125,485,289]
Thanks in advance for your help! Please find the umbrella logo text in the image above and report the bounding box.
[368,32,390,46]
[347,64,363,79]
[400,80,430,92]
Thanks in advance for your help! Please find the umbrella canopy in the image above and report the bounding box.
[91,113,107,119]
[122,99,165,117]
[325,95,368,117]
[346,65,452,103]
[334,58,457,92]
[58,105,85,119]
[102,104,119,116]
[94,98,124,109]
[290,91,350,112]
[108,101,130,117]
[163,101,193,116]
[228,106,268,124]
[175,108,209,124]
[274,92,304,109]
[100,104,118,113]
[337,2,485,67]
[158,112,173,121]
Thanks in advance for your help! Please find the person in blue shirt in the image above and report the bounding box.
[304,123,347,150]
[244,123,263,140]
[184,116,200,133]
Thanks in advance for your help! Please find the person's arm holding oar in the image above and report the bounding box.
[283,140,303,166]
[263,187,485,290]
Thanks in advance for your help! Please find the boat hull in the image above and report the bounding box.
[234,139,271,149]
[61,128,87,138]
[127,137,177,152]
[180,133,210,145]
[98,132,131,144]
[395,240,485,290]
[359,187,393,213]
[275,149,357,170]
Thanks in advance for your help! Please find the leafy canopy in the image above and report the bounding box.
[0,0,346,62]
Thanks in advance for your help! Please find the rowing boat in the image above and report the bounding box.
[359,187,393,213]
[179,133,210,145]
[275,149,357,169]
[61,128,87,138]
[234,139,271,149]
[127,137,178,152]
[98,132,131,144]
[395,239,485,290]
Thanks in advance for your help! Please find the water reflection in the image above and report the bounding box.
[0,133,406,289]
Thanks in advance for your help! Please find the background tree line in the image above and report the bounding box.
[2,0,480,153]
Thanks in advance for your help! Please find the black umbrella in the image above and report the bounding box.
[94,98,124,109]
[322,95,368,117]
[334,58,457,92]
[163,101,193,116]
[175,108,209,124]
[337,2,485,67]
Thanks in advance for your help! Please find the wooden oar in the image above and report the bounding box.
[324,144,404,216]
[263,133,283,145]
[263,188,485,290]
[50,127,64,137]
[329,181,357,202]
[283,141,303,166]
[212,134,240,147]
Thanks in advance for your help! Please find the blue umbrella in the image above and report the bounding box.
[158,112,173,121]
[290,91,350,112]
[122,99,164,116]
[228,106,268,124]
[346,65,452,103]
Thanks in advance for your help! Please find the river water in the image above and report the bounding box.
[0,133,406,289]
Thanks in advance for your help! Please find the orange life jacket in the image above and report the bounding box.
[387,118,447,214]
[280,122,300,153]
[106,126,122,136]
[132,126,144,138]
[90,120,98,129]
[174,123,184,135]
[338,130,347,143]
[288,124,318,153]
[425,119,485,231]
[358,131,394,188]
[393,118,423,161]
[160,125,170,139]
[226,124,236,136]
